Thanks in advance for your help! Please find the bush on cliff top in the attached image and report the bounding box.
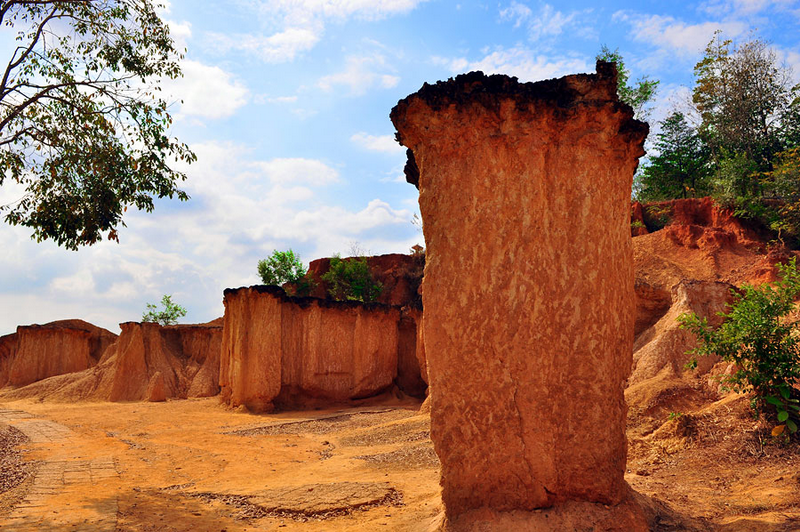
[142,295,187,326]
[257,249,315,296]
[322,254,383,303]
[679,258,800,438]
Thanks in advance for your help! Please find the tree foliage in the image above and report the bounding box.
[257,249,305,286]
[142,294,187,326]
[321,254,382,303]
[0,0,195,249]
[257,249,315,296]
[693,32,798,193]
[679,259,800,436]
[596,45,660,121]
[638,112,712,201]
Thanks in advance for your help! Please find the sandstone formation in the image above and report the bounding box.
[0,320,116,388]
[0,333,18,388]
[106,321,223,401]
[634,281,672,337]
[220,286,415,411]
[625,281,737,428]
[630,280,735,386]
[305,252,424,308]
[391,62,648,526]
[633,197,793,291]
[0,320,222,402]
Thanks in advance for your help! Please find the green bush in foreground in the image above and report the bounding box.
[679,258,800,437]
[321,254,382,303]
[142,295,187,326]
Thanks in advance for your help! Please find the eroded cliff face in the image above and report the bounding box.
[0,333,18,388]
[391,63,648,526]
[2,320,116,388]
[107,321,223,402]
[220,286,418,412]
[0,320,222,402]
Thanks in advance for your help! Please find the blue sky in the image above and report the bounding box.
[1,0,799,335]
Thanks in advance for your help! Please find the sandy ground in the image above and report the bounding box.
[0,394,799,531]
[0,396,442,531]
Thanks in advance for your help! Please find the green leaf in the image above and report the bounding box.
[777,410,789,422]
[787,419,798,434]
[766,396,784,407]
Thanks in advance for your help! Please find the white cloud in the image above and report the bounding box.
[500,2,593,42]
[166,19,192,51]
[318,54,400,95]
[256,158,341,185]
[252,0,427,24]
[205,0,427,62]
[435,46,591,82]
[351,133,404,154]
[166,60,250,119]
[700,0,795,17]
[614,12,747,55]
[205,28,320,63]
[261,95,299,104]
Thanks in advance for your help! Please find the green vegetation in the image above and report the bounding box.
[321,254,383,303]
[633,32,800,244]
[258,249,305,285]
[596,45,660,121]
[257,249,315,296]
[679,259,800,437]
[0,1,195,249]
[638,112,711,200]
[142,295,187,326]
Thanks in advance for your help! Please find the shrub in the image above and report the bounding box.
[643,204,672,230]
[678,258,800,436]
[321,254,383,303]
[258,249,305,285]
[142,295,187,326]
[257,249,317,296]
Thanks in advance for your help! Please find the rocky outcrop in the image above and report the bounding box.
[630,280,735,386]
[220,286,416,411]
[626,281,736,430]
[0,333,17,388]
[305,252,424,308]
[0,320,116,388]
[391,62,648,527]
[634,281,672,337]
[396,308,426,396]
[106,321,223,401]
[633,197,793,292]
[0,320,222,402]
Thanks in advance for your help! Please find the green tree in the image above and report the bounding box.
[693,32,797,189]
[321,254,382,303]
[638,112,712,201]
[0,0,195,249]
[596,45,660,121]
[679,259,800,436]
[257,249,306,285]
[142,294,187,326]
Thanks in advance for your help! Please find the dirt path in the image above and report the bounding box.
[0,398,443,531]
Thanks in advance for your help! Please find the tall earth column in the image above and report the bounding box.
[390,62,648,523]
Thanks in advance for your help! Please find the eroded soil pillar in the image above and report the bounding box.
[390,62,647,520]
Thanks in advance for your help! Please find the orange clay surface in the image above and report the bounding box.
[1,394,799,531]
